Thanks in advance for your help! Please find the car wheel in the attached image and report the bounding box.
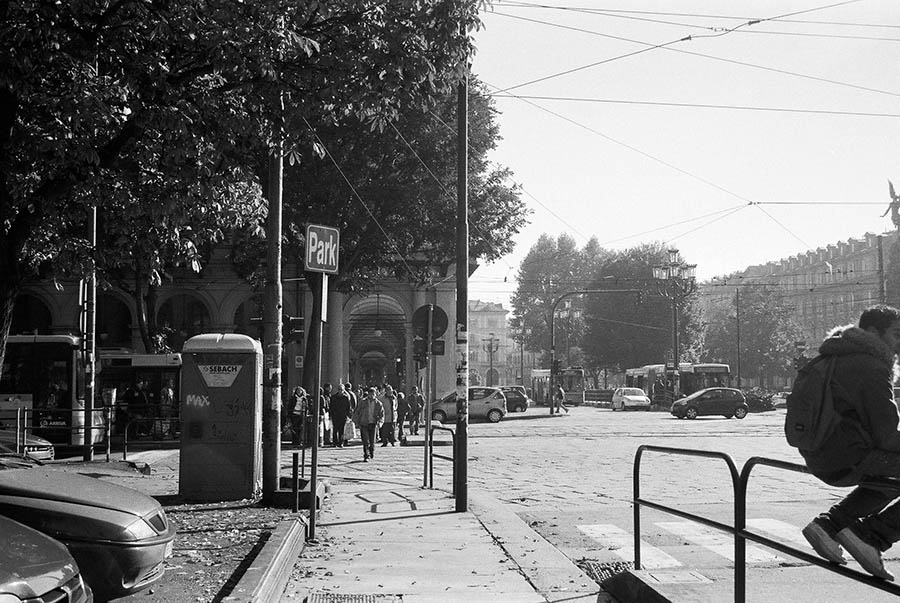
[685,407,699,420]
[514,404,526,413]
[487,409,503,423]
[723,414,733,419]
[432,410,447,422]
[734,406,748,419]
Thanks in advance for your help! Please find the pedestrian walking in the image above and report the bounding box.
[554,383,569,414]
[396,390,409,440]
[351,387,384,462]
[379,385,398,446]
[345,381,358,411]
[408,386,425,435]
[798,305,900,580]
[329,383,353,448]
[286,386,309,447]
[320,383,332,446]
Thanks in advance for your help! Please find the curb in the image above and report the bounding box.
[469,491,612,602]
[222,516,308,603]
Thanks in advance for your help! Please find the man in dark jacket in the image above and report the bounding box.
[801,305,900,580]
[329,383,353,448]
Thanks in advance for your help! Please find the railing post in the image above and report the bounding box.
[633,446,642,570]
[292,452,300,513]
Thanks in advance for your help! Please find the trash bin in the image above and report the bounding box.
[178,334,262,502]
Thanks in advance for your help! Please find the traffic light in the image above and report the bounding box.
[285,316,304,344]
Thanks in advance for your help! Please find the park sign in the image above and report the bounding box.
[304,224,340,274]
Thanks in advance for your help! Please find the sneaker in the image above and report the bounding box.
[802,518,847,565]
[836,525,894,580]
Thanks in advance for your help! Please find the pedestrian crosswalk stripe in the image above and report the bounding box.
[746,518,808,548]
[577,524,682,569]
[657,521,784,563]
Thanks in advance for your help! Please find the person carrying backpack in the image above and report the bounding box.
[795,305,900,581]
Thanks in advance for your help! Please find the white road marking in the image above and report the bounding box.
[746,518,808,548]
[578,524,682,569]
[657,521,784,563]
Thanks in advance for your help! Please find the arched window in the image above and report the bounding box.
[157,294,210,351]
[11,293,51,335]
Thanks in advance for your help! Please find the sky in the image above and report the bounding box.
[466,0,900,308]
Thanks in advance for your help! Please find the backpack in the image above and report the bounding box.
[784,355,840,451]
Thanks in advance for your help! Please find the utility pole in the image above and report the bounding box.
[262,136,284,504]
[735,287,742,388]
[454,66,469,513]
[82,206,97,461]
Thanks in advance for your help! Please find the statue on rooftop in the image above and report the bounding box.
[883,180,900,230]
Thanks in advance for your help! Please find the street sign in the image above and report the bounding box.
[304,224,340,274]
[412,305,449,338]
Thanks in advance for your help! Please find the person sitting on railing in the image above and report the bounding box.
[800,305,900,581]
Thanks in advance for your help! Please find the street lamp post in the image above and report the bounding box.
[653,248,697,398]
[483,333,500,386]
[549,288,641,414]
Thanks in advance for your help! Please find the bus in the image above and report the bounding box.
[625,362,731,400]
[97,350,182,437]
[0,335,102,445]
[531,366,586,406]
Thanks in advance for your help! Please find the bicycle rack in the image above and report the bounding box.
[429,424,456,494]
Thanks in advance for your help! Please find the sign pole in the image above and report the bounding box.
[308,272,327,540]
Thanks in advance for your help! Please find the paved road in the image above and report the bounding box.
[313,405,900,601]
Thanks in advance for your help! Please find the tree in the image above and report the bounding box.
[1,1,483,362]
[509,233,600,367]
[702,285,804,386]
[582,243,701,373]
[232,78,526,290]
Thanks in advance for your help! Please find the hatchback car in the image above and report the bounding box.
[0,444,175,600]
[671,387,749,419]
[432,387,507,423]
[611,387,651,411]
[0,515,93,603]
[0,428,55,460]
[499,386,531,412]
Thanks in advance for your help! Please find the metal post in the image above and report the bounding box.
[735,288,742,388]
[423,304,433,488]
[83,205,97,461]
[262,138,284,504]
[292,452,299,514]
[309,272,326,538]
[454,70,469,513]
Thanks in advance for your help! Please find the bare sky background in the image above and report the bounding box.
[467,0,900,307]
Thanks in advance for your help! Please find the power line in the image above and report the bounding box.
[492,2,900,31]
[490,95,900,119]
[486,11,900,101]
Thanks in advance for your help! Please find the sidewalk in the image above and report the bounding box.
[51,441,610,602]
[281,439,609,602]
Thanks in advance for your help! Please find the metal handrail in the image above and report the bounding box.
[633,444,743,595]
[2,407,112,461]
[634,446,900,602]
[429,424,456,494]
[740,456,900,597]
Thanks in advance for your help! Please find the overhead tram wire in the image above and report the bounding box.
[301,117,418,281]
[493,1,892,41]
[485,81,759,207]
[597,204,747,246]
[386,121,519,274]
[486,12,900,101]
[489,95,900,119]
[492,2,900,31]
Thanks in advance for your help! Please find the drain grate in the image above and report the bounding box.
[306,594,402,603]
[576,559,634,584]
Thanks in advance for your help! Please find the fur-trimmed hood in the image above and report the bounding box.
[819,323,898,379]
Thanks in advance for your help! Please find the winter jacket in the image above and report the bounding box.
[352,396,384,427]
[380,392,398,423]
[329,391,353,421]
[802,324,900,485]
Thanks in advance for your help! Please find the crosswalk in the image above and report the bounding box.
[577,518,900,570]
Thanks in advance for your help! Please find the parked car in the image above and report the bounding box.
[432,387,507,423]
[771,391,791,408]
[611,387,651,411]
[0,443,176,600]
[0,515,93,603]
[0,428,55,460]
[671,387,749,420]
[499,386,531,412]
